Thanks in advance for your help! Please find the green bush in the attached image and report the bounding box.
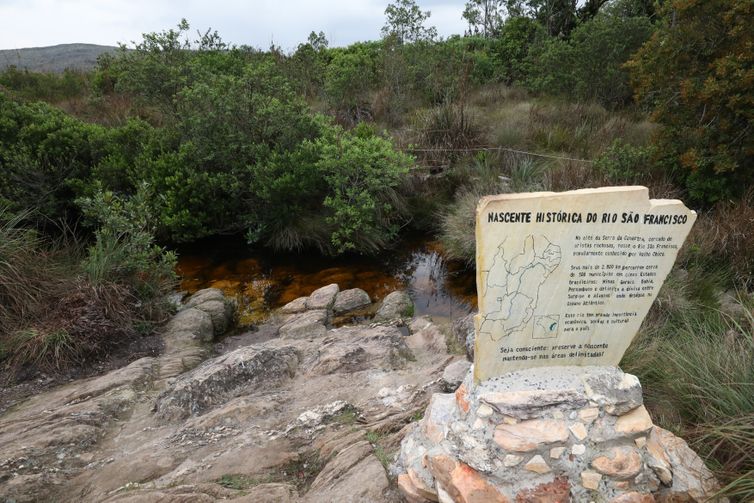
[525,13,653,106]
[627,0,754,204]
[315,126,412,253]
[78,185,177,303]
[594,140,653,183]
[324,43,380,121]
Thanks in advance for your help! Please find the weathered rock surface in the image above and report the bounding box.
[451,312,475,362]
[281,296,309,314]
[374,290,413,321]
[154,345,300,420]
[442,359,471,392]
[166,308,214,343]
[183,288,225,309]
[396,365,723,503]
[0,286,449,503]
[332,288,371,314]
[280,309,328,339]
[407,317,448,354]
[306,283,339,310]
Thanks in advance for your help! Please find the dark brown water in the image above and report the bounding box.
[177,238,477,326]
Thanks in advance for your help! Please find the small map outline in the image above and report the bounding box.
[479,235,561,342]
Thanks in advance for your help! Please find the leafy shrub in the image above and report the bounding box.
[594,140,653,183]
[324,43,380,123]
[525,13,653,106]
[493,17,544,84]
[627,0,754,204]
[315,127,412,253]
[78,185,177,304]
[0,93,102,221]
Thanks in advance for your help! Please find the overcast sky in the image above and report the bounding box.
[0,0,469,51]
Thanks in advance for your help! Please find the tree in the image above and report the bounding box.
[627,0,754,203]
[463,0,505,38]
[381,0,437,43]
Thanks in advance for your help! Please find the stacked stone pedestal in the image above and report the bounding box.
[396,366,721,503]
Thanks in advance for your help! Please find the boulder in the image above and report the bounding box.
[183,288,225,309]
[374,291,413,321]
[280,296,308,314]
[165,308,214,343]
[442,360,471,392]
[190,299,233,336]
[332,288,371,314]
[279,309,328,339]
[306,283,340,310]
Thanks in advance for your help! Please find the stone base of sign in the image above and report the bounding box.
[395,366,723,503]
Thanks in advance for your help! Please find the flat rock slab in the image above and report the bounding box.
[280,309,328,339]
[477,365,642,419]
[332,288,371,314]
[154,345,300,420]
[474,187,696,381]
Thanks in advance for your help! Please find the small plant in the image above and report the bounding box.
[217,474,270,490]
[279,450,324,492]
[365,430,392,470]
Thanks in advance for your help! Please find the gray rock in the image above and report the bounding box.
[164,308,214,343]
[305,325,413,375]
[183,288,224,309]
[332,288,371,314]
[280,296,308,314]
[582,367,643,415]
[406,317,447,354]
[475,366,641,420]
[154,345,300,420]
[190,299,233,336]
[452,312,476,362]
[307,441,390,503]
[279,309,328,339]
[306,283,340,310]
[442,360,472,392]
[374,291,413,321]
[651,426,723,502]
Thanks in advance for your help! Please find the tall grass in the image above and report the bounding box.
[0,209,63,336]
[623,273,754,501]
[1,202,176,376]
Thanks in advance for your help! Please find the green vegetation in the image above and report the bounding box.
[0,1,752,497]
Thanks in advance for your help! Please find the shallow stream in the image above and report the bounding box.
[177,237,477,326]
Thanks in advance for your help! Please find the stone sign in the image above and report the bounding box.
[473,186,696,382]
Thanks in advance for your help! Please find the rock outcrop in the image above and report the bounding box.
[396,365,722,503]
[0,285,462,503]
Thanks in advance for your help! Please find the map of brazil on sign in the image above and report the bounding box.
[479,235,561,342]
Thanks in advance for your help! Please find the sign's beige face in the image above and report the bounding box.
[473,186,696,383]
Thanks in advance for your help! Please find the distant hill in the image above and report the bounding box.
[0,43,118,73]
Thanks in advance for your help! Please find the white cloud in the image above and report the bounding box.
[0,0,467,51]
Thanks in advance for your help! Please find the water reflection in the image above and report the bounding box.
[177,237,476,326]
